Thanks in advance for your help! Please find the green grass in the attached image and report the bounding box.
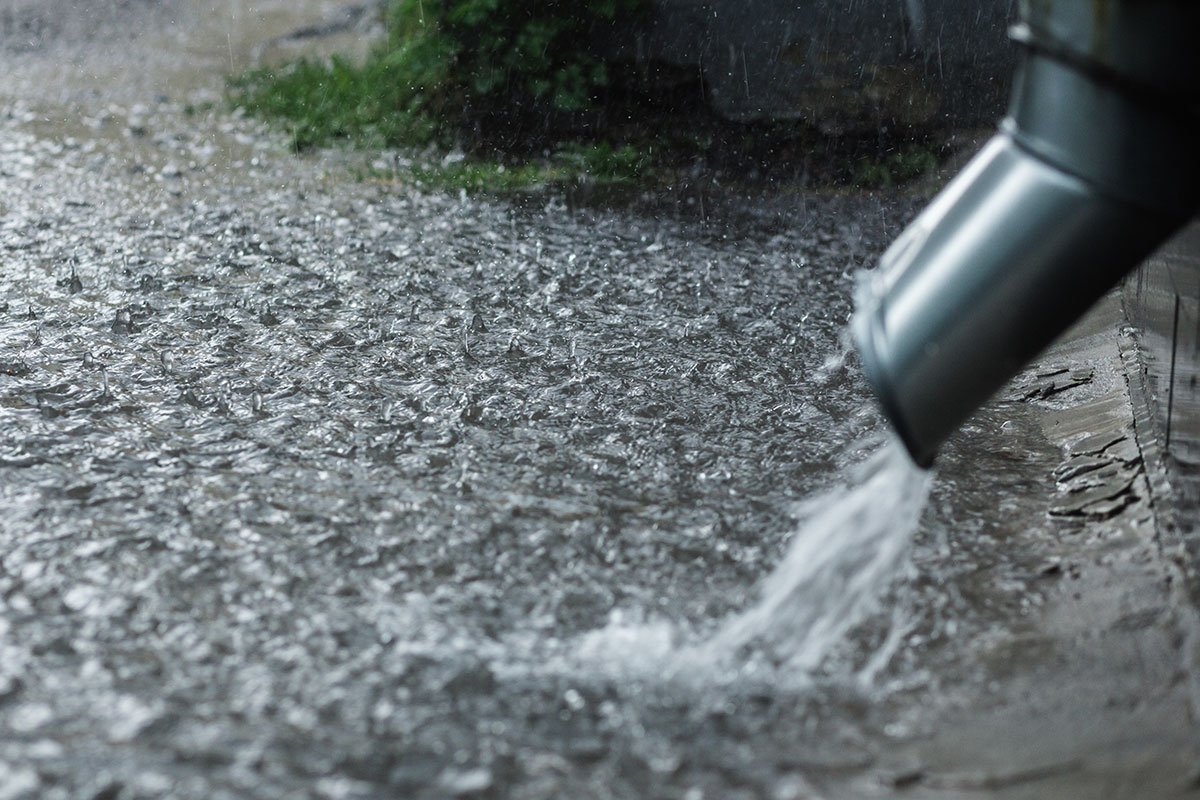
[351,141,658,194]
[226,0,664,192]
[555,142,654,182]
[852,143,940,189]
[227,50,444,152]
[227,0,944,195]
[355,159,558,193]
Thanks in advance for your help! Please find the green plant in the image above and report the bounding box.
[228,0,649,152]
[227,39,448,151]
[400,0,645,113]
[853,143,939,189]
[227,1,947,194]
[349,141,658,194]
[555,141,653,182]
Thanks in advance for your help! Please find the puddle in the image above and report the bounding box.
[0,3,1141,799]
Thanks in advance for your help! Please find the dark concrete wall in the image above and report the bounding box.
[1124,218,1200,603]
[630,0,1017,131]
[1125,220,1200,469]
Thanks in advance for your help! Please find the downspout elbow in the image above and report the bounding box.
[853,1,1200,467]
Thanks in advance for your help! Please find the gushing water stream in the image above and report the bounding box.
[694,277,931,675]
[707,440,930,671]
[571,438,930,682]
[573,316,930,681]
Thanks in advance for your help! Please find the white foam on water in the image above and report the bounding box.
[706,440,929,672]
[555,439,931,685]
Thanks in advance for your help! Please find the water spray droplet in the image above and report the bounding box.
[112,308,133,334]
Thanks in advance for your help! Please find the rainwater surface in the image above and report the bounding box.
[0,3,1051,799]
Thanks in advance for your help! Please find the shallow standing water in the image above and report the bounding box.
[0,5,929,788]
[4,3,1195,800]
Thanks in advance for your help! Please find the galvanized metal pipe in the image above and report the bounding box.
[853,0,1200,467]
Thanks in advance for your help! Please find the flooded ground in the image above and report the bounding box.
[1,2,1197,798]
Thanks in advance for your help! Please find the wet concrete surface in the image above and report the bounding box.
[1,3,1198,799]
[884,298,1200,799]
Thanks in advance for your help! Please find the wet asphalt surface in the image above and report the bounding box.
[1,2,1198,799]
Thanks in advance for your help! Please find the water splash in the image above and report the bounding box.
[706,439,929,672]
[561,439,930,683]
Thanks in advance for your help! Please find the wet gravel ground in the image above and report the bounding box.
[2,2,1197,799]
[0,92,918,797]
